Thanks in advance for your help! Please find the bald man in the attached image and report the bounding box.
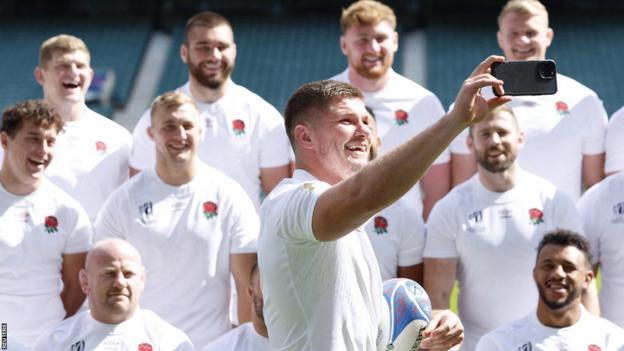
[32,239,194,350]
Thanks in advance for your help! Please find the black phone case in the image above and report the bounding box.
[491,60,558,96]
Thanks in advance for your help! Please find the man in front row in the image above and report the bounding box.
[476,230,624,350]
[33,239,193,350]
[258,55,512,350]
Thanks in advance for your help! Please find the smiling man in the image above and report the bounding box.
[450,0,608,201]
[0,100,92,348]
[32,238,193,350]
[330,0,449,220]
[424,105,593,351]
[96,92,259,349]
[476,230,624,350]
[30,34,132,223]
[130,11,291,211]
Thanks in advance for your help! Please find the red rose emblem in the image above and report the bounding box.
[232,119,245,135]
[95,141,107,153]
[588,345,602,351]
[44,215,59,233]
[529,208,544,225]
[203,201,218,219]
[394,109,409,125]
[373,216,388,234]
[138,343,153,351]
[555,101,569,115]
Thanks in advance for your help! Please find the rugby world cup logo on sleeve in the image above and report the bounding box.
[374,216,388,234]
[528,208,544,225]
[555,101,569,116]
[394,109,409,126]
[138,343,153,351]
[232,119,246,136]
[203,201,218,219]
[44,215,59,233]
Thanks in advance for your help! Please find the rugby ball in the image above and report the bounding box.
[377,278,432,351]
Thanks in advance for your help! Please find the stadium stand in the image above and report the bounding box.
[0,18,150,116]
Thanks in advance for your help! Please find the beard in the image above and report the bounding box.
[352,56,393,80]
[187,56,234,90]
[537,283,581,311]
[475,147,516,173]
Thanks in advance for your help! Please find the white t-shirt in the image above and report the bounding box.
[331,69,448,215]
[605,105,624,174]
[475,307,624,351]
[130,82,291,210]
[363,199,424,281]
[202,322,269,351]
[258,169,382,351]
[424,171,584,351]
[578,171,624,327]
[0,108,132,223]
[0,180,92,347]
[94,163,259,348]
[32,308,194,350]
[451,74,607,201]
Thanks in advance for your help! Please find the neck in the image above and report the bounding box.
[252,317,268,338]
[48,98,86,122]
[188,76,231,103]
[347,67,390,92]
[154,158,198,186]
[0,167,40,196]
[91,307,137,325]
[478,163,520,192]
[536,300,582,328]
[295,158,344,186]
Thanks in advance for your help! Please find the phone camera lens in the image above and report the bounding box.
[538,61,556,79]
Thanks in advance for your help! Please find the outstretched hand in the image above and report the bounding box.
[418,309,464,351]
[448,55,512,128]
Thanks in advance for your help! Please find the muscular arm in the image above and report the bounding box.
[421,162,450,221]
[450,153,476,187]
[230,253,258,324]
[260,164,292,195]
[397,263,423,285]
[424,258,458,309]
[582,153,605,191]
[312,56,510,242]
[60,252,87,318]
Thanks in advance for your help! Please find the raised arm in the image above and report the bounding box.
[312,56,511,241]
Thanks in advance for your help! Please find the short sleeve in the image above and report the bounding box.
[93,187,129,242]
[577,184,603,265]
[605,106,624,174]
[397,208,425,267]
[63,201,93,254]
[224,180,260,254]
[129,109,155,171]
[258,107,292,169]
[576,95,608,155]
[276,181,330,244]
[423,199,460,258]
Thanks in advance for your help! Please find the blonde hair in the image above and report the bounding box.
[340,0,396,33]
[39,34,90,68]
[498,0,549,27]
[150,91,199,119]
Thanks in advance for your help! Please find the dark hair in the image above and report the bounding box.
[184,11,233,44]
[536,229,592,268]
[284,79,363,148]
[1,100,64,138]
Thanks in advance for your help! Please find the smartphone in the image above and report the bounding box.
[490,60,558,96]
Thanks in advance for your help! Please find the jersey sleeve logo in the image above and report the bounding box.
[518,342,532,351]
[138,343,153,351]
[528,208,544,225]
[95,140,108,154]
[203,201,218,219]
[139,201,154,224]
[394,109,409,126]
[300,182,316,193]
[373,216,388,234]
[44,215,59,233]
[555,101,569,116]
[70,340,85,351]
[232,119,246,136]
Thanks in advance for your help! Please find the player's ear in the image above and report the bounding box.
[34,66,45,85]
[147,125,155,141]
[0,132,9,150]
[79,269,89,294]
[180,44,189,64]
[294,124,314,150]
[340,36,348,56]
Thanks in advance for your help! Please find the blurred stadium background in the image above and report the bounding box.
[1,0,623,129]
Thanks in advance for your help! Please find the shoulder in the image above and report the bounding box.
[387,71,440,100]
[84,108,132,138]
[228,83,282,118]
[556,73,600,100]
[34,311,86,348]
[138,309,191,341]
[329,69,349,83]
